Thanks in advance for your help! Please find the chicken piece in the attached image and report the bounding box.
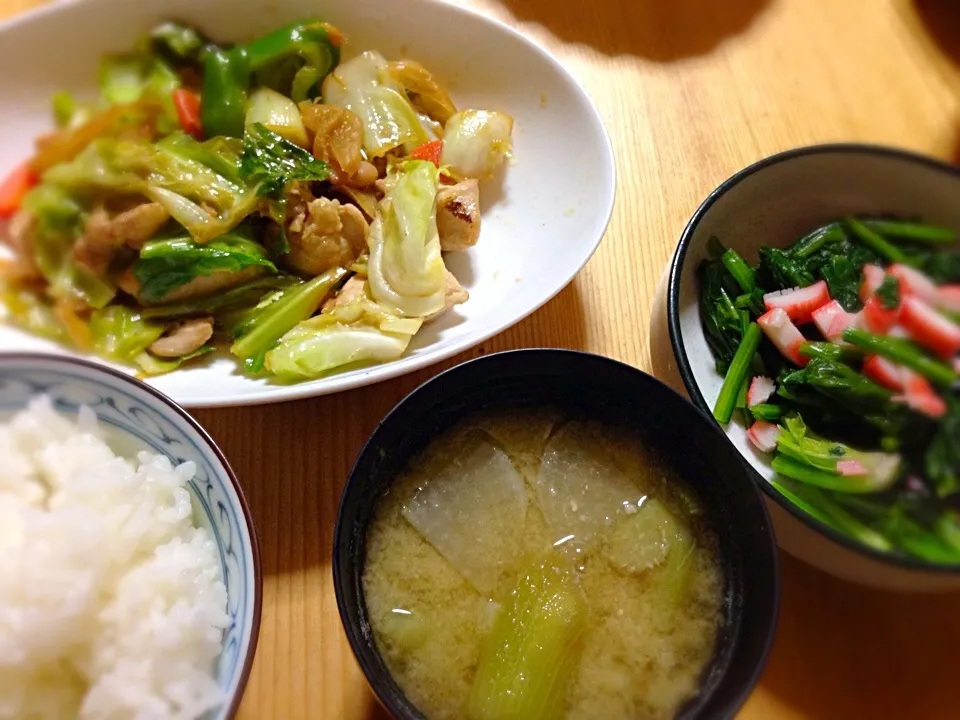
[346,161,379,188]
[85,202,168,250]
[321,274,368,312]
[145,266,265,305]
[436,180,480,252]
[72,202,168,274]
[0,211,43,283]
[338,203,369,250]
[148,316,214,358]
[424,269,469,323]
[286,184,369,277]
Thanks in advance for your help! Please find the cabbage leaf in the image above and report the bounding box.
[89,304,212,376]
[0,285,67,342]
[321,51,429,157]
[89,305,166,360]
[367,160,446,317]
[20,184,116,308]
[40,133,258,243]
[264,290,422,379]
[441,109,514,180]
[37,125,324,245]
[99,52,179,106]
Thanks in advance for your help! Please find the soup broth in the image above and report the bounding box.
[363,409,724,720]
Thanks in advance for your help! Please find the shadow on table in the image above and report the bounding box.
[364,698,392,720]
[952,123,960,165]
[759,553,960,719]
[497,0,769,61]
[911,0,960,68]
[193,280,588,577]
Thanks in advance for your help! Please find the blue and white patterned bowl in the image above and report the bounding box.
[0,352,262,718]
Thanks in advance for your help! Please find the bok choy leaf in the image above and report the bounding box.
[774,415,901,493]
[132,230,277,303]
[239,122,330,194]
[467,552,586,720]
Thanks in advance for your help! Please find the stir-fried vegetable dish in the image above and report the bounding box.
[0,19,513,379]
[699,216,960,562]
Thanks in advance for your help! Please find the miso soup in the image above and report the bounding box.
[363,409,724,720]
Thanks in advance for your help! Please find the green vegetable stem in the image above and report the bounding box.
[774,415,901,493]
[231,266,347,372]
[467,554,586,720]
[773,479,893,552]
[798,342,863,364]
[843,328,958,387]
[750,403,783,421]
[845,217,908,264]
[788,222,845,259]
[713,322,762,424]
[772,455,885,494]
[721,248,755,292]
[860,218,956,245]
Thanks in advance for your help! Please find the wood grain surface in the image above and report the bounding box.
[4,0,960,718]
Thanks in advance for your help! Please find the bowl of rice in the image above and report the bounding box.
[0,352,261,719]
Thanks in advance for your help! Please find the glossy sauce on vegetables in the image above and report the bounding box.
[363,409,723,720]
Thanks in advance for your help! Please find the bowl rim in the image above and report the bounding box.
[666,141,960,575]
[333,347,781,720]
[0,351,264,717]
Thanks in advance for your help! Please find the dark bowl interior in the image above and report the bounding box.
[333,349,780,720]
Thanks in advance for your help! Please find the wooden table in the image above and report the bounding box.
[5,0,960,717]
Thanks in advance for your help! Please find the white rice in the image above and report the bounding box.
[0,396,229,720]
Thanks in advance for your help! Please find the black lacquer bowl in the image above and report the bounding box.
[333,349,779,720]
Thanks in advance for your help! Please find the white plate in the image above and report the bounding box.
[0,0,615,407]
